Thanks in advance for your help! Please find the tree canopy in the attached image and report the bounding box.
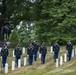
[0,0,76,45]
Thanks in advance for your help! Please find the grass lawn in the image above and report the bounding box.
[0,46,76,75]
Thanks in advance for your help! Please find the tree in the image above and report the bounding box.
[17,21,35,47]
[34,0,76,45]
[0,0,34,40]
[9,29,19,48]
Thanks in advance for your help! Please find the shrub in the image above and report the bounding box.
[9,30,19,48]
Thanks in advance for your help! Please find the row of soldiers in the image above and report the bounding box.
[0,40,73,67]
[0,41,47,67]
[53,40,73,62]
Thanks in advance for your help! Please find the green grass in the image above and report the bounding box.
[0,46,76,75]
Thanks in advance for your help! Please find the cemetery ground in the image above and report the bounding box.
[0,46,76,75]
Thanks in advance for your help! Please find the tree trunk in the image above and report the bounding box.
[0,0,6,41]
[0,20,4,41]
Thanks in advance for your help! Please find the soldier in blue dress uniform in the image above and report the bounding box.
[1,44,9,67]
[32,41,39,61]
[66,40,73,61]
[27,43,34,65]
[14,44,22,66]
[53,41,60,62]
[39,42,47,64]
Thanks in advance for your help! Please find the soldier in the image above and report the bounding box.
[53,41,60,62]
[27,43,34,65]
[1,44,9,67]
[32,41,39,61]
[14,44,22,66]
[66,40,73,61]
[39,42,47,64]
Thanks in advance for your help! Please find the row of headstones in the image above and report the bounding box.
[50,46,76,68]
[4,55,42,74]
[3,47,42,74]
[4,57,27,74]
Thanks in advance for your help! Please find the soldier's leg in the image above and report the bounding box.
[34,52,37,61]
[41,55,44,64]
[55,52,58,62]
[43,55,45,64]
[29,56,33,65]
[53,53,55,62]
[16,57,18,66]
[56,52,58,59]
[31,56,33,65]
[54,53,56,62]
[68,51,70,61]
[4,57,7,67]
[29,56,31,65]
[2,57,6,67]
[28,56,30,65]
[69,51,72,61]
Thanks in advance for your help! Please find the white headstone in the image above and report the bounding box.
[5,63,8,74]
[50,46,53,53]
[60,56,63,65]
[0,47,2,52]
[12,61,15,71]
[72,50,74,57]
[64,53,67,62]
[22,47,25,54]
[56,59,58,68]
[18,59,21,68]
[39,54,41,58]
[13,50,15,57]
[24,57,27,66]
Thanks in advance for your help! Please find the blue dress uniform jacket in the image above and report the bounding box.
[53,43,60,53]
[33,42,39,52]
[1,48,8,57]
[27,47,34,56]
[66,42,73,51]
[40,46,47,55]
[14,47,22,57]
